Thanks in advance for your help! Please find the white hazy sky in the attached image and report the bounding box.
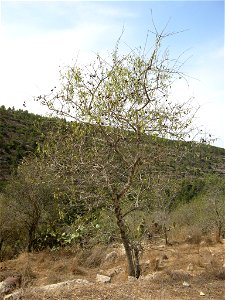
[0,1,224,148]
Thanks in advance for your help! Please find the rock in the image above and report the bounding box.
[0,281,15,296]
[38,278,91,291]
[187,263,194,271]
[40,281,72,291]
[200,291,205,296]
[182,281,190,287]
[0,275,21,297]
[3,279,90,299]
[0,281,7,295]
[96,274,111,283]
[3,277,21,288]
[3,279,92,299]
[74,279,90,285]
[4,291,22,300]
[200,241,207,246]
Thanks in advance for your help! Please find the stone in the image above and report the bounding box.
[200,241,207,246]
[0,282,14,296]
[200,291,205,296]
[4,291,22,300]
[3,277,21,288]
[0,281,7,295]
[187,263,194,271]
[182,281,190,287]
[0,275,21,297]
[40,281,71,291]
[39,279,91,291]
[74,279,90,285]
[96,274,111,283]
[32,279,91,293]
[3,279,92,299]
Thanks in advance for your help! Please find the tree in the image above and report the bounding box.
[146,175,181,245]
[3,154,76,252]
[4,159,49,252]
[35,27,201,278]
[204,176,225,241]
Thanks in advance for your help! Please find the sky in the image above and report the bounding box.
[0,1,224,148]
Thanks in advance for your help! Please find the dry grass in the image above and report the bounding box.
[76,245,108,268]
[71,261,88,276]
[166,269,192,281]
[0,240,225,299]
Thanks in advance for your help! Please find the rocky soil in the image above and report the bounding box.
[0,240,225,299]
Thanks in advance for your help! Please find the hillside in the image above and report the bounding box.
[0,106,59,190]
[1,106,225,191]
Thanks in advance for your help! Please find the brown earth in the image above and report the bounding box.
[0,240,225,299]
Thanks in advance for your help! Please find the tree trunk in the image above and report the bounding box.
[163,224,169,245]
[215,207,223,242]
[0,238,3,261]
[0,238,3,251]
[113,194,136,277]
[27,222,37,252]
[133,243,141,278]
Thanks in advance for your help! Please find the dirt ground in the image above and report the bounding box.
[0,240,225,299]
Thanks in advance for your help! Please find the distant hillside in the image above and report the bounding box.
[0,106,58,190]
[0,105,225,190]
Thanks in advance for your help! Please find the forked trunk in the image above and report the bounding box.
[113,194,139,278]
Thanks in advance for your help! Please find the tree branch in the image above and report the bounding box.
[117,155,141,200]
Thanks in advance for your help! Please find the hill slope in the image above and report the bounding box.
[1,105,225,191]
[0,106,57,190]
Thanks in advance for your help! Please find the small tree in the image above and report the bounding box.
[35,27,200,277]
[204,176,225,240]
[3,155,75,252]
[148,175,182,245]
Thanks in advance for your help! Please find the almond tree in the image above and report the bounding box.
[35,27,199,278]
